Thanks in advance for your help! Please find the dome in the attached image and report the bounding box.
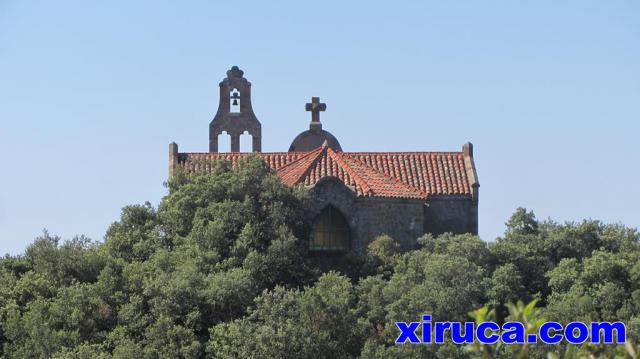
[289,128,342,152]
[290,96,342,152]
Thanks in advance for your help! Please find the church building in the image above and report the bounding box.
[168,66,479,252]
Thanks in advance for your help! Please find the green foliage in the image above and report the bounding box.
[353,233,491,359]
[363,234,401,278]
[26,231,107,287]
[505,207,539,235]
[485,263,526,306]
[208,272,361,359]
[105,203,161,262]
[2,156,640,359]
[418,232,493,269]
[0,156,316,358]
[545,250,639,324]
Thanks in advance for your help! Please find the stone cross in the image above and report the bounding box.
[305,97,326,124]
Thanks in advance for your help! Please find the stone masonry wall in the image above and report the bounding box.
[423,198,478,236]
[353,197,425,252]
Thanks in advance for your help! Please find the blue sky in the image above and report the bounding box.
[1,1,638,255]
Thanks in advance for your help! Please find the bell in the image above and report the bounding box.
[232,99,238,106]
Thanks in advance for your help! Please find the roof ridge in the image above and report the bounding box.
[340,152,427,199]
[346,153,431,194]
[273,148,320,172]
[326,148,372,195]
[276,147,325,186]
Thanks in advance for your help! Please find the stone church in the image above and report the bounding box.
[168,66,479,252]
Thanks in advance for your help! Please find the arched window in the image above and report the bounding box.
[230,88,241,112]
[310,206,350,251]
[240,130,252,152]
[217,131,231,152]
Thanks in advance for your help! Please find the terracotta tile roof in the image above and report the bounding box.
[177,152,304,171]
[176,148,474,200]
[345,152,471,197]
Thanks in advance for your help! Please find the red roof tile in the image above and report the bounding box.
[176,149,474,200]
